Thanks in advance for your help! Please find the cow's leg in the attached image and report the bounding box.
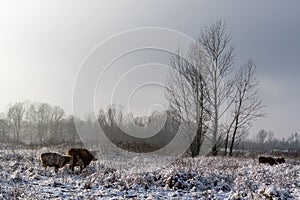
[83,164,88,171]
[71,165,77,174]
[69,165,74,172]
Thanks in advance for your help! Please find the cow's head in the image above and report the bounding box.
[63,155,73,165]
[91,151,98,161]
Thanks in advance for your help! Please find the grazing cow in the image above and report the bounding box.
[40,152,73,173]
[267,156,277,165]
[276,157,285,164]
[259,156,284,166]
[258,156,277,165]
[66,148,97,173]
[259,156,268,164]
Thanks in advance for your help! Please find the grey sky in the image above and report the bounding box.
[0,0,299,138]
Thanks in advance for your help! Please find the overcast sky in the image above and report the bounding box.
[0,0,299,138]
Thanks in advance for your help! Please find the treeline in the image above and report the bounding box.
[237,130,300,152]
[98,106,180,149]
[0,101,298,156]
[0,101,180,148]
[0,101,80,145]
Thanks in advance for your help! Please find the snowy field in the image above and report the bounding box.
[0,147,299,199]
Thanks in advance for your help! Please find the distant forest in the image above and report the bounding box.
[0,101,299,155]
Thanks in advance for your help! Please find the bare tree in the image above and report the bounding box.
[166,20,265,157]
[287,132,300,149]
[267,130,274,143]
[166,47,210,157]
[257,129,268,144]
[35,103,51,144]
[7,102,26,143]
[198,20,235,155]
[98,105,126,142]
[25,104,38,144]
[64,115,79,144]
[0,118,9,142]
[49,106,65,144]
[166,20,236,156]
[225,60,265,156]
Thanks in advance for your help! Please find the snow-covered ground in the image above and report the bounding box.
[0,148,299,199]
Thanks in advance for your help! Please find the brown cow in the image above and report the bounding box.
[66,148,97,173]
[258,156,277,165]
[259,156,269,164]
[259,156,285,166]
[267,156,277,165]
[40,152,73,173]
[276,157,285,164]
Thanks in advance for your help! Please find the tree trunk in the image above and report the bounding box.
[190,82,205,158]
[229,116,239,156]
[229,131,236,156]
[190,127,202,158]
[211,65,219,156]
[212,105,218,156]
[224,132,229,156]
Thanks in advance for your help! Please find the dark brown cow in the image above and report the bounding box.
[259,156,268,164]
[276,157,285,164]
[258,156,277,165]
[40,152,73,173]
[267,156,277,165]
[259,156,285,166]
[66,148,97,173]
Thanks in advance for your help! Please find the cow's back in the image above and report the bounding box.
[81,149,95,164]
[40,152,58,167]
[259,156,267,164]
[40,152,72,168]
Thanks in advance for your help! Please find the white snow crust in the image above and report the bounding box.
[0,148,299,199]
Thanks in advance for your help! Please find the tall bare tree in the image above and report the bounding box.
[166,20,264,157]
[224,60,265,156]
[166,46,210,157]
[198,20,235,155]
